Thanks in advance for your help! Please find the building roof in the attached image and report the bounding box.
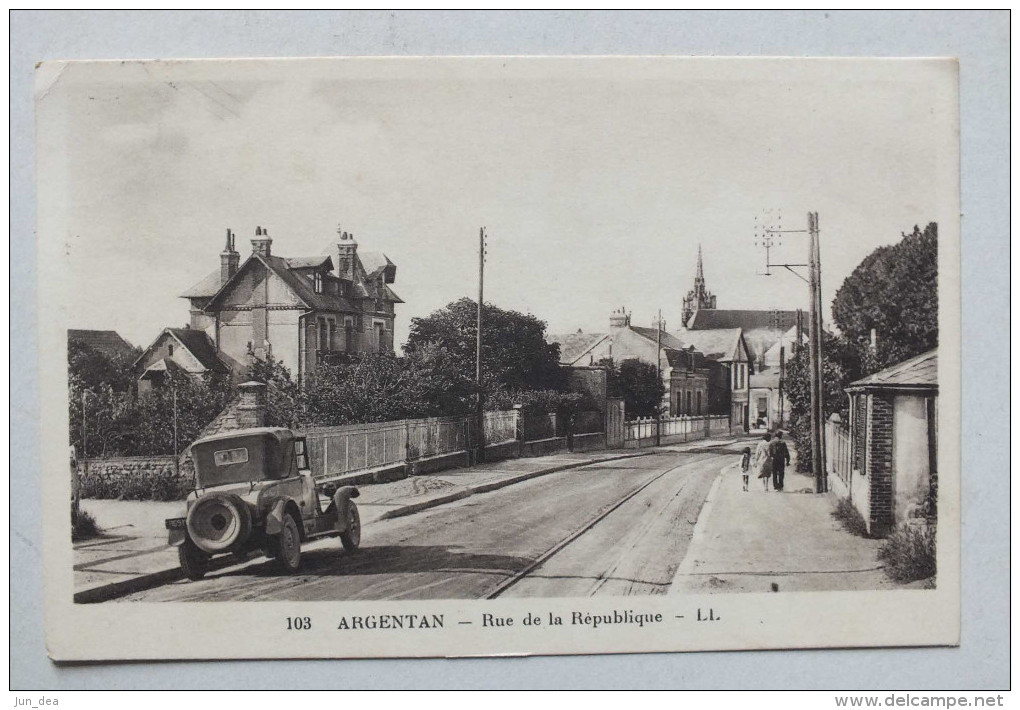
[359,251,397,283]
[180,268,224,299]
[286,255,333,270]
[547,332,610,365]
[629,326,686,350]
[203,253,402,314]
[687,309,799,332]
[677,328,746,362]
[67,329,137,360]
[847,349,938,392]
[167,328,230,373]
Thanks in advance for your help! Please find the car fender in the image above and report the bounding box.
[332,486,360,531]
[264,498,288,536]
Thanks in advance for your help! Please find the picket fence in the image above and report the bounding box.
[825,418,852,489]
[624,414,730,448]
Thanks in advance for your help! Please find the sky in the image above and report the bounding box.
[46,57,957,351]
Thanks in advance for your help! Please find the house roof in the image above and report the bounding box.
[847,349,938,392]
[67,329,137,360]
[677,328,746,362]
[167,328,230,373]
[203,253,402,314]
[687,309,799,332]
[180,268,224,299]
[360,251,397,283]
[547,332,610,365]
[629,326,686,350]
[286,255,333,270]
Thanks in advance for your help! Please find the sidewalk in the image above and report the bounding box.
[669,460,902,594]
[75,444,688,602]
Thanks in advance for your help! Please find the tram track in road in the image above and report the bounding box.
[482,452,719,599]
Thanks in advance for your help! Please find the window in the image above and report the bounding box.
[314,272,323,294]
[685,390,692,414]
[168,344,174,357]
[696,391,703,414]
[213,448,248,467]
[318,318,328,351]
[344,321,354,352]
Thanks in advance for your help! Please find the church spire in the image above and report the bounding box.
[681,243,717,328]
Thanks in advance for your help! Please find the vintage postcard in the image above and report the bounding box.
[39,56,960,660]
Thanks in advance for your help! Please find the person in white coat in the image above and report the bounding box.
[753,433,773,491]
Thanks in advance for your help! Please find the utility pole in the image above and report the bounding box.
[172,384,180,477]
[655,309,663,447]
[809,212,827,492]
[778,345,786,429]
[757,210,827,493]
[475,227,487,463]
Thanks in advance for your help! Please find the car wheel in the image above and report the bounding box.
[340,502,361,552]
[274,512,302,574]
[179,539,209,581]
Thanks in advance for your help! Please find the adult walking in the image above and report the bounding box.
[753,432,773,491]
[769,430,792,491]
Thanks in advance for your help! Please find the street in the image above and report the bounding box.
[122,443,742,602]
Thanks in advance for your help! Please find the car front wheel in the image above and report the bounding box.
[340,502,361,552]
[273,512,302,574]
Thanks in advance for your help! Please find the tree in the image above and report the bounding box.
[785,222,938,471]
[125,369,233,456]
[831,223,938,369]
[248,355,305,428]
[610,358,665,420]
[68,337,138,394]
[404,298,566,396]
[301,346,476,426]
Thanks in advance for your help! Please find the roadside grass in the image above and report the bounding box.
[71,508,101,542]
[879,522,937,583]
[831,496,869,537]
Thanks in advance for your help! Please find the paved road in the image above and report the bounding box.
[123,443,744,602]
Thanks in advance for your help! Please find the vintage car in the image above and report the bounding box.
[165,427,361,580]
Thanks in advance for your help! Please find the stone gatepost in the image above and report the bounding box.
[236,381,268,428]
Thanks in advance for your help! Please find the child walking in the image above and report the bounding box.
[740,447,751,491]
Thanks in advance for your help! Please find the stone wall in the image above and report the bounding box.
[78,455,194,501]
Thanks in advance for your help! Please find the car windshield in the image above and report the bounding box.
[191,433,291,488]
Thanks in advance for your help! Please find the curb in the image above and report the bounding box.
[376,451,655,521]
[73,551,242,604]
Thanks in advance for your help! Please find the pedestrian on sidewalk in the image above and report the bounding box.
[754,433,773,491]
[740,447,752,492]
[769,431,791,491]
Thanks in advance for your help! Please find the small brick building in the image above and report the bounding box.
[841,350,938,537]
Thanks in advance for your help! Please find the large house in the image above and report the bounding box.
[136,226,401,389]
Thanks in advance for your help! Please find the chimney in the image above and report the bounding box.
[221,228,240,285]
[609,307,630,330]
[251,226,272,257]
[336,227,358,280]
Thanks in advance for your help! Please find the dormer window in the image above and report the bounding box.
[313,271,323,294]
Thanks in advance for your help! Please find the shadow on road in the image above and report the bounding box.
[221,544,535,579]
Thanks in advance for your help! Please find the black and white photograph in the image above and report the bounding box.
[37,55,960,660]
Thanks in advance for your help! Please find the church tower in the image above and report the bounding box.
[681,244,717,327]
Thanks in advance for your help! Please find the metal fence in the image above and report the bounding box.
[624,415,730,447]
[825,418,852,488]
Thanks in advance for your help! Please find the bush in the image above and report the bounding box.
[71,508,100,542]
[831,497,869,537]
[879,522,937,583]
